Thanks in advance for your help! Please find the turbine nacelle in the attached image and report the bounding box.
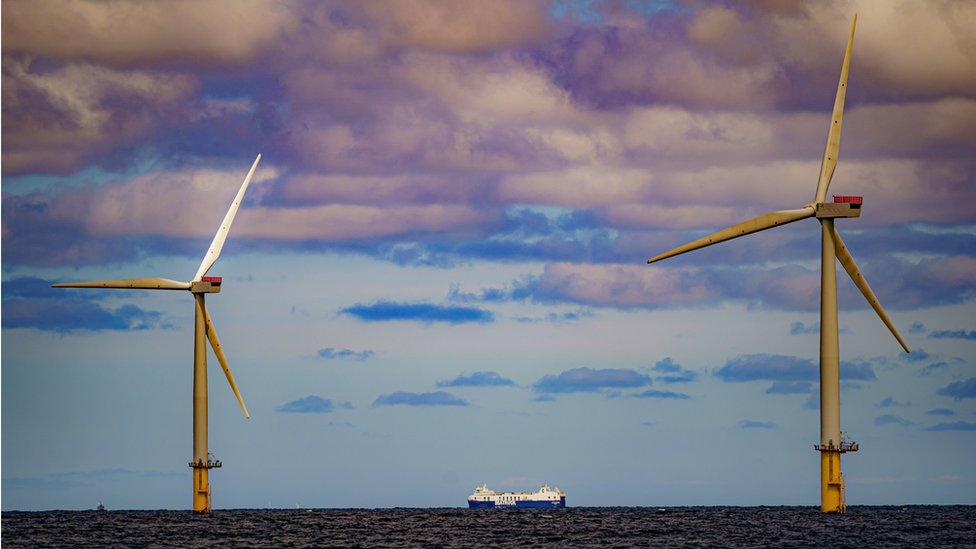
[190,276,223,294]
[815,196,862,219]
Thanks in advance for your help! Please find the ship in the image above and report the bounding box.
[467,483,566,509]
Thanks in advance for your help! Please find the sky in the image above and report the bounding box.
[2,0,975,510]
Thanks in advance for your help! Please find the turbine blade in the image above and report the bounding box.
[647,207,815,264]
[813,13,857,204]
[52,277,190,290]
[201,304,251,419]
[193,154,262,281]
[829,225,910,353]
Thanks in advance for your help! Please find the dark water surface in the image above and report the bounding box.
[4,506,975,547]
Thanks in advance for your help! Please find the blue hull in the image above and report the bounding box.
[468,500,496,509]
[468,497,566,509]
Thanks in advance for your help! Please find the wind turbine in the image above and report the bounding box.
[646,14,910,513]
[53,154,262,513]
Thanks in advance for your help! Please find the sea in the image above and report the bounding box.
[3,506,975,547]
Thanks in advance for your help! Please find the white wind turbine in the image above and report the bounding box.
[646,15,910,513]
[53,154,262,513]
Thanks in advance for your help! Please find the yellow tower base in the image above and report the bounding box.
[820,450,844,513]
[192,465,211,513]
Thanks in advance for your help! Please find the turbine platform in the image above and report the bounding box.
[189,457,223,469]
[814,440,859,453]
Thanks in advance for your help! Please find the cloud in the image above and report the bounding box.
[2,59,198,174]
[936,378,976,401]
[3,277,169,333]
[925,408,955,416]
[652,357,698,384]
[238,204,499,242]
[929,329,976,340]
[2,193,136,267]
[920,362,949,377]
[533,367,652,394]
[765,381,813,395]
[2,0,298,65]
[3,165,501,266]
[273,173,488,208]
[760,1,976,97]
[902,348,932,363]
[738,420,775,429]
[372,391,468,407]
[474,252,976,314]
[3,300,168,333]
[651,357,681,373]
[511,263,713,310]
[632,390,691,400]
[839,360,878,381]
[436,371,516,388]
[874,415,913,427]
[514,309,593,324]
[1,0,974,341]
[789,321,818,335]
[877,396,912,409]
[790,321,849,335]
[909,321,927,334]
[340,301,494,324]
[362,0,554,54]
[715,354,877,384]
[276,395,352,414]
[317,347,374,361]
[715,354,815,382]
[447,283,513,303]
[862,255,976,311]
[923,421,976,432]
[654,372,698,385]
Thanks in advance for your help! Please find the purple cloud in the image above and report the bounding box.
[929,329,976,340]
[875,414,913,427]
[340,301,494,325]
[276,395,353,414]
[317,348,374,361]
[925,408,955,416]
[533,367,652,394]
[876,396,911,409]
[937,378,976,401]
[652,357,698,384]
[715,354,876,384]
[3,277,169,333]
[632,389,691,400]
[923,421,976,432]
[372,391,468,407]
[436,371,517,388]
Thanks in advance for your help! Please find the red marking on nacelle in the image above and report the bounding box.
[832,195,863,204]
[201,276,223,284]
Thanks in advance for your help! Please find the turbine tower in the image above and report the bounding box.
[646,15,910,513]
[53,154,262,513]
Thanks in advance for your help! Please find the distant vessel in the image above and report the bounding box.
[467,484,566,509]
